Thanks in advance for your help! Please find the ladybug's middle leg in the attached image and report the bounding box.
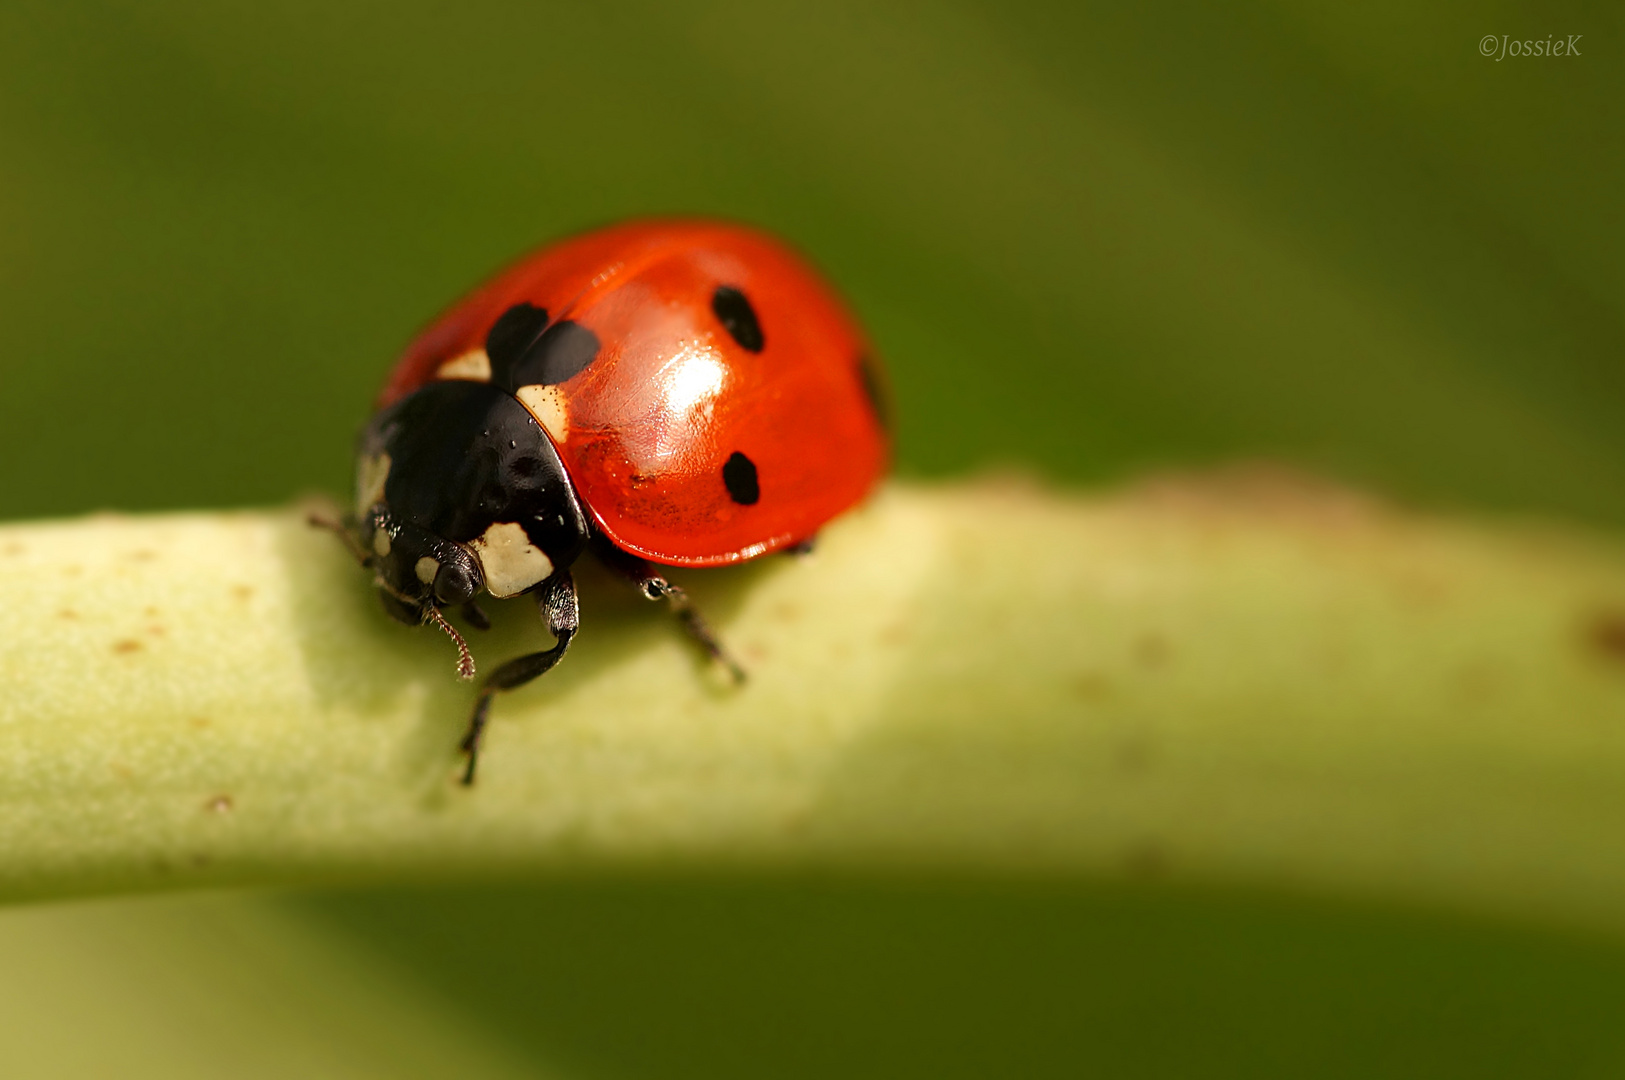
[594,541,746,685]
[458,570,578,785]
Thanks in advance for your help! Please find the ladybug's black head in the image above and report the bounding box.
[352,379,590,629]
[361,512,485,625]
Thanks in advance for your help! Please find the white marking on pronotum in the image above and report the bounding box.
[414,556,440,585]
[436,348,493,382]
[516,384,570,445]
[372,529,391,558]
[468,521,554,598]
[355,451,391,517]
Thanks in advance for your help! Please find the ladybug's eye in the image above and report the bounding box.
[434,557,481,606]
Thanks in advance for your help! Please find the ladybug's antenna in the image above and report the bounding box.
[424,605,477,681]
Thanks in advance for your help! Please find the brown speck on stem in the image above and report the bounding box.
[127,549,157,562]
[1072,672,1113,701]
[1116,736,1155,773]
[231,585,254,601]
[1587,610,1625,665]
[111,639,143,655]
[878,621,909,646]
[1394,571,1452,608]
[57,609,78,620]
[205,795,233,814]
[1455,660,1504,702]
[1122,840,1167,879]
[1133,633,1172,668]
[2,542,23,557]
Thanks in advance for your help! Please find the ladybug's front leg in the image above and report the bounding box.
[307,513,372,567]
[459,570,578,785]
[595,542,746,685]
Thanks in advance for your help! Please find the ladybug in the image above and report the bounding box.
[315,220,889,783]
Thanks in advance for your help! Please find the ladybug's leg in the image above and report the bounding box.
[458,570,578,786]
[642,577,747,685]
[595,543,746,684]
[307,513,371,567]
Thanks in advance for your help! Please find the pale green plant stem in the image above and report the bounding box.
[3,477,1625,934]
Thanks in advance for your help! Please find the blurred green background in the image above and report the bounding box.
[1,0,1622,1075]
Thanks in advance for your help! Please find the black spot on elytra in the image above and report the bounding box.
[485,303,550,385]
[722,452,760,505]
[712,285,764,353]
[856,354,889,431]
[512,320,600,387]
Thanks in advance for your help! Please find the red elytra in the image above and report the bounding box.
[380,220,888,567]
